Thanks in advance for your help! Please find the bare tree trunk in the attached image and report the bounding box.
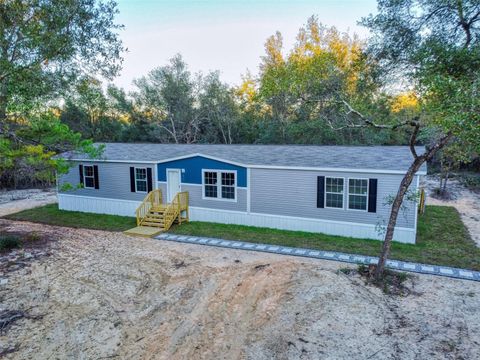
[0,83,7,125]
[442,171,449,194]
[375,158,423,279]
[375,132,452,280]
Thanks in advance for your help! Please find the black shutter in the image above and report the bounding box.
[317,176,325,208]
[368,179,378,213]
[79,165,84,185]
[130,167,136,192]
[93,165,99,189]
[147,168,153,192]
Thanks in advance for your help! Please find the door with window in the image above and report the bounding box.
[167,169,181,202]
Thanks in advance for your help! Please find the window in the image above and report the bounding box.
[348,179,368,211]
[325,177,344,208]
[83,165,95,189]
[204,171,218,198]
[203,170,236,201]
[135,168,147,193]
[221,172,235,199]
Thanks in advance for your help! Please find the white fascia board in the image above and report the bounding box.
[66,154,427,176]
[156,153,247,168]
[67,158,158,164]
[248,164,427,176]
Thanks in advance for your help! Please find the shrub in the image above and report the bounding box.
[0,235,21,251]
[459,173,480,193]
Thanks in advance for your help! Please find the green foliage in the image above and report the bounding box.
[0,111,104,188]
[362,0,480,151]
[458,172,480,193]
[0,0,124,119]
[0,0,122,189]
[0,234,21,251]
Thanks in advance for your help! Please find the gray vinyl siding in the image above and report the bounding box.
[250,168,417,229]
[58,161,154,202]
[180,184,247,212]
[157,182,246,211]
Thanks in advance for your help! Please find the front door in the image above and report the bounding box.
[167,169,181,203]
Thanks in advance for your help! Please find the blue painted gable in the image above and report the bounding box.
[157,156,247,187]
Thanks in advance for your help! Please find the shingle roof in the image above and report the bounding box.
[65,143,427,173]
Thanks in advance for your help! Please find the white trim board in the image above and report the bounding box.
[58,193,140,217]
[189,206,416,244]
[67,158,158,164]
[67,152,427,176]
[57,194,417,244]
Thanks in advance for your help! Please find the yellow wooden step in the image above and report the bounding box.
[144,217,164,223]
[146,213,164,218]
[141,221,165,228]
[124,226,163,238]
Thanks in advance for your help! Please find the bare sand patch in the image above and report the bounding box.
[0,220,479,359]
[0,189,57,217]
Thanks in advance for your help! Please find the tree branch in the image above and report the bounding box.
[408,120,420,159]
[327,100,414,131]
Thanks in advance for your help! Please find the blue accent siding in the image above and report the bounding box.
[157,156,247,187]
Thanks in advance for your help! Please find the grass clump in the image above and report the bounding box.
[0,235,21,251]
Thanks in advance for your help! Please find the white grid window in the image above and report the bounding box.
[83,165,95,189]
[221,172,235,199]
[325,177,344,208]
[348,179,368,210]
[135,168,147,193]
[204,171,218,198]
[203,170,236,201]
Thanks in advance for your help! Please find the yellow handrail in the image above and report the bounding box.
[163,191,189,231]
[418,187,426,215]
[135,189,163,226]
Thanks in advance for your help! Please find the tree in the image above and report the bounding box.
[198,72,240,144]
[257,17,381,144]
[133,55,199,143]
[0,0,124,188]
[0,0,124,128]
[60,78,125,141]
[436,141,474,196]
[356,0,480,279]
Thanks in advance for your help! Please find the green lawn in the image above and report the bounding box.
[4,203,136,232]
[170,206,479,271]
[3,204,479,270]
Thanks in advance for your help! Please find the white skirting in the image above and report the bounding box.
[57,194,416,244]
[58,194,140,217]
[189,207,416,244]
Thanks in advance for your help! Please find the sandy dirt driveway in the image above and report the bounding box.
[0,189,57,217]
[0,219,479,360]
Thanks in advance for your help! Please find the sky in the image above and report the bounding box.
[114,0,378,90]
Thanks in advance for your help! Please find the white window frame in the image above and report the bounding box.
[324,176,345,209]
[83,165,95,189]
[134,167,148,193]
[202,169,237,202]
[347,178,369,212]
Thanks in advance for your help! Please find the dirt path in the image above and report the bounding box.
[423,176,480,247]
[0,220,479,359]
[0,189,57,217]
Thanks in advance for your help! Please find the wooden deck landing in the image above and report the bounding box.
[124,226,163,238]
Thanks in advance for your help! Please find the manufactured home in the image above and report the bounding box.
[57,143,426,243]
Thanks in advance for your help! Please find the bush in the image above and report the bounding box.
[459,173,480,193]
[0,235,21,251]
